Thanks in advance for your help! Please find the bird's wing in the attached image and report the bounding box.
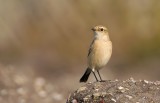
[88,40,94,56]
[88,47,92,57]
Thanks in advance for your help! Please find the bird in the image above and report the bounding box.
[80,25,112,82]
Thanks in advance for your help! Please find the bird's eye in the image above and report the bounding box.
[100,28,103,31]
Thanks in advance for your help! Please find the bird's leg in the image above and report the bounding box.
[92,70,99,82]
[97,70,105,82]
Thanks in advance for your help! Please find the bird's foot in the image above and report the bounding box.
[99,80,106,82]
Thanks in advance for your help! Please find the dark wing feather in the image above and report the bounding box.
[88,40,94,56]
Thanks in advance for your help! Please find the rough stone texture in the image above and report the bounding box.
[66,78,160,103]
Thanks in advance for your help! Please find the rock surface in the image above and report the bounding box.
[67,78,160,103]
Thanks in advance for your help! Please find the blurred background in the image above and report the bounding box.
[0,0,160,103]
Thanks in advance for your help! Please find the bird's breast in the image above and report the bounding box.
[88,40,112,69]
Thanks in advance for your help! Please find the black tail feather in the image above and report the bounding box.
[80,68,92,82]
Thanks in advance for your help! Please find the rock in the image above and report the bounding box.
[66,79,160,103]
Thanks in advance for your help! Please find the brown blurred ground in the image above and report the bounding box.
[0,0,160,103]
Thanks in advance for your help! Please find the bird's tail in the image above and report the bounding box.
[80,68,92,82]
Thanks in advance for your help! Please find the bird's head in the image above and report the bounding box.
[91,25,107,32]
[91,25,109,40]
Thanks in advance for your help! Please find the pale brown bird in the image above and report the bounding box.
[80,25,112,82]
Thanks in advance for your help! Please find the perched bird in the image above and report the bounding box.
[80,25,112,82]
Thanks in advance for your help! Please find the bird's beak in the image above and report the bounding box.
[91,28,95,31]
